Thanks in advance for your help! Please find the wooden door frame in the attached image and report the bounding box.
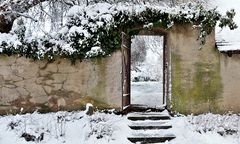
[121,28,170,111]
[121,32,131,110]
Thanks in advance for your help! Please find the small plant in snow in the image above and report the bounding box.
[188,113,239,136]
[8,120,21,130]
[54,112,68,138]
[87,113,114,141]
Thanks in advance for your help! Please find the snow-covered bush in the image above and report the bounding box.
[188,113,240,136]
[88,115,114,139]
[86,46,105,58]
[0,2,237,62]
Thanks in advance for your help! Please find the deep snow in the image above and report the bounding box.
[0,111,130,144]
[1,111,240,144]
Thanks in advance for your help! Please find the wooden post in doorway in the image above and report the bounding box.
[121,32,131,110]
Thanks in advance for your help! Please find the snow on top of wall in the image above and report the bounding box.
[65,1,238,53]
[214,0,240,51]
[0,1,235,58]
[63,2,204,39]
[67,5,83,16]
[85,46,105,58]
[0,33,21,52]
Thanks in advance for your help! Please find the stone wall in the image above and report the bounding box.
[169,24,223,114]
[1,24,240,115]
[169,24,240,114]
[0,51,122,115]
[219,54,240,113]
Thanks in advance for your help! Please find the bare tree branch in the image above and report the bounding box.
[0,0,48,33]
[1,11,38,22]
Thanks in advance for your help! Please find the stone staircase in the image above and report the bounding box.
[127,109,176,143]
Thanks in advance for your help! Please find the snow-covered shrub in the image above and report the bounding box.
[188,113,240,136]
[86,46,105,58]
[13,18,26,42]
[0,2,237,62]
[87,113,115,141]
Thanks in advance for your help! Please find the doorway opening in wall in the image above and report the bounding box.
[131,35,164,108]
[121,30,169,111]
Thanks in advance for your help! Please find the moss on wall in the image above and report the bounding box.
[90,57,107,101]
[171,53,223,114]
[171,53,188,114]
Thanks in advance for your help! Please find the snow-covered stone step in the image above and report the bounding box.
[130,129,173,135]
[128,133,176,143]
[129,120,172,130]
[129,121,172,130]
[126,110,175,143]
[125,104,165,113]
[129,124,172,130]
[130,120,170,126]
[128,111,170,116]
[127,113,171,121]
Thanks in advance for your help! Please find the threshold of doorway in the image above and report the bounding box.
[122,104,166,114]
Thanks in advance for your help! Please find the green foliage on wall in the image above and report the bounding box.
[0,3,237,62]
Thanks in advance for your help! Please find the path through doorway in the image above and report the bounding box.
[130,36,164,107]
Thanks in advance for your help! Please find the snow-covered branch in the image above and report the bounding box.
[1,11,38,22]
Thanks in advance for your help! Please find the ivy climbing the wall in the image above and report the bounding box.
[0,2,237,62]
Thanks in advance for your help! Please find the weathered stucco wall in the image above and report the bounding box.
[1,24,240,115]
[169,24,223,114]
[219,54,240,113]
[0,51,122,114]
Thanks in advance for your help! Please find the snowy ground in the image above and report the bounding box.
[1,111,240,144]
[169,114,240,144]
[0,111,130,144]
[131,82,163,107]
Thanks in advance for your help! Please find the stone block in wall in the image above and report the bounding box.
[16,87,30,97]
[0,66,12,80]
[29,96,48,104]
[0,75,4,87]
[57,60,78,73]
[16,63,39,79]
[0,87,19,104]
[0,56,17,66]
[51,74,68,84]
[39,62,58,73]
[42,85,52,94]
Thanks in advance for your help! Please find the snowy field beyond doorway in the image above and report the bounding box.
[131,35,164,107]
[131,82,163,107]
